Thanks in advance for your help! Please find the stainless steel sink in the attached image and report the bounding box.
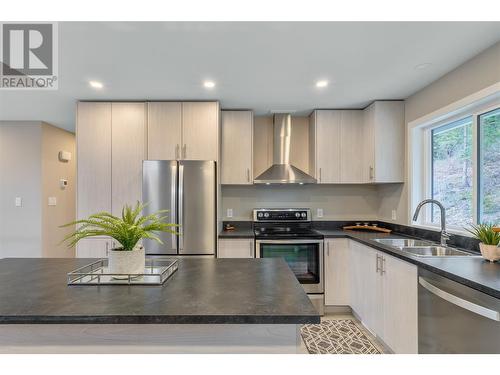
[373,238,433,249]
[401,246,475,257]
[373,238,477,257]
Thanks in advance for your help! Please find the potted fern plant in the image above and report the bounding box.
[62,202,178,276]
[465,223,500,262]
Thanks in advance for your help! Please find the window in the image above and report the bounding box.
[478,108,500,223]
[431,117,473,227]
[411,100,500,233]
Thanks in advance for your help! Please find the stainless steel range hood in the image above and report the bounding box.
[254,114,317,184]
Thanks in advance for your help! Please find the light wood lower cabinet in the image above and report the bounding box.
[324,239,350,305]
[218,239,254,258]
[329,239,418,354]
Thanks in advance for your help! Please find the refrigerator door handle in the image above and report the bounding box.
[171,164,177,250]
[419,277,500,321]
[178,163,184,251]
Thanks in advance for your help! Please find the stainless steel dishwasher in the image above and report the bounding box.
[418,268,500,353]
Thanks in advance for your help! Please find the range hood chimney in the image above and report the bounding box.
[254,114,317,184]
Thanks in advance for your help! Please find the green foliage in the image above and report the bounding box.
[465,223,500,246]
[61,202,178,251]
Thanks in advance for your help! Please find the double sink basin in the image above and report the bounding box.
[373,238,477,257]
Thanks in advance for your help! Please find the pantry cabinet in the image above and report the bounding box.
[218,239,254,258]
[76,102,112,219]
[111,102,147,216]
[221,110,253,184]
[347,240,418,354]
[362,101,405,183]
[324,239,350,305]
[147,101,219,161]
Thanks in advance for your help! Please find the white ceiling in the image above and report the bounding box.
[1,22,500,132]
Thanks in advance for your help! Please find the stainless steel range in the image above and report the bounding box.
[253,208,324,315]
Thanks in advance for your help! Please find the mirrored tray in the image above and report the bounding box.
[67,258,178,285]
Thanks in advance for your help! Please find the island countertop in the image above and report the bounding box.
[0,257,320,325]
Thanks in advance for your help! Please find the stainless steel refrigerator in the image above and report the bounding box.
[142,160,216,255]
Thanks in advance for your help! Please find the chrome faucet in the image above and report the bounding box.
[412,199,451,246]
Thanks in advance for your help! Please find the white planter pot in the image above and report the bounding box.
[108,245,145,278]
[479,243,500,262]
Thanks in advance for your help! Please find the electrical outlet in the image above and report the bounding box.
[48,197,57,206]
[317,208,324,218]
[15,197,22,207]
[227,208,233,218]
[391,210,397,221]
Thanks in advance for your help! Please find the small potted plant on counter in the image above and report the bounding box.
[62,202,178,277]
[465,223,500,262]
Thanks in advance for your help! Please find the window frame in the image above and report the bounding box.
[408,84,500,236]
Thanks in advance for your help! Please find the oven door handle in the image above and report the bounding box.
[255,240,324,245]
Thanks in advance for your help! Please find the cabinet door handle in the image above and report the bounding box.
[182,144,187,159]
[246,168,250,182]
[319,167,322,183]
[249,241,253,257]
[381,256,386,274]
[105,241,109,257]
[375,254,380,273]
[369,165,374,180]
[326,242,330,257]
[175,144,180,159]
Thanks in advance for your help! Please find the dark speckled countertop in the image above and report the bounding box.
[219,224,500,299]
[0,258,320,325]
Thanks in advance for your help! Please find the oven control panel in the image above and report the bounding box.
[253,208,311,222]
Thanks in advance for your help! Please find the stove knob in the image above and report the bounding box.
[301,212,307,218]
[295,212,300,218]
[264,212,270,218]
[257,212,263,218]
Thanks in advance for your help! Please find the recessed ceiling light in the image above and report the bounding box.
[414,63,432,70]
[203,81,215,89]
[315,80,328,88]
[89,80,103,89]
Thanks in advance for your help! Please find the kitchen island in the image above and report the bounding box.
[0,257,319,353]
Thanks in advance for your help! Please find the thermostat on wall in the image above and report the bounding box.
[58,151,72,162]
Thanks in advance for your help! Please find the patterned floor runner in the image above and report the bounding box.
[301,319,382,354]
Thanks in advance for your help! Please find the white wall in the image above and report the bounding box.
[378,41,500,225]
[0,121,76,258]
[0,122,42,257]
[222,184,380,221]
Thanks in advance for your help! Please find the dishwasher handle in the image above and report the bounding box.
[419,277,500,321]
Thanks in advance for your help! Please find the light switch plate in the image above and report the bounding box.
[48,197,57,206]
[317,208,324,218]
[15,197,22,207]
[391,210,397,220]
[227,208,233,218]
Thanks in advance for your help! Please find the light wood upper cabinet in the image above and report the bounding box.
[340,110,364,183]
[363,101,405,183]
[147,102,182,160]
[76,102,112,219]
[325,239,350,305]
[182,102,219,161]
[218,239,254,258]
[309,110,341,183]
[221,110,253,184]
[111,102,146,216]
